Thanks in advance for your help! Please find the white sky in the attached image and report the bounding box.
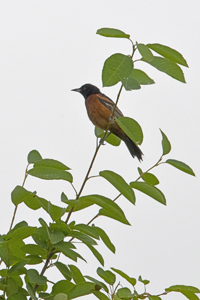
[0,1,199,299]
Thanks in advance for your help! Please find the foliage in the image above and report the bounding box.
[0,27,197,300]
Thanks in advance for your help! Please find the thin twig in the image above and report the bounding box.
[129,38,136,58]
[33,70,127,297]
[110,84,123,122]
[9,164,29,231]
[65,128,111,225]
[87,175,100,180]
[70,182,78,197]
[135,156,163,182]
[87,193,122,226]
[77,143,101,198]
[87,213,99,226]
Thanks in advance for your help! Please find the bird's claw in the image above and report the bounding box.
[109,115,115,124]
[99,138,106,145]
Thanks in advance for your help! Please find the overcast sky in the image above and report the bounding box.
[0,1,199,299]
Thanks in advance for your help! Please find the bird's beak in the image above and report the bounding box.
[71,88,81,93]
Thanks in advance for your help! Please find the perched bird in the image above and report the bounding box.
[72,84,143,161]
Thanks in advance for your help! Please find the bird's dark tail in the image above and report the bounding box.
[123,136,143,161]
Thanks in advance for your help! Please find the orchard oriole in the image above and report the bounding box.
[72,84,143,161]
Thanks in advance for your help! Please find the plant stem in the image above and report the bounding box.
[65,141,102,225]
[110,83,123,121]
[129,38,136,58]
[87,193,121,226]
[9,164,29,231]
[135,156,163,181]
[77,142,102,199]
[34,81,125,297]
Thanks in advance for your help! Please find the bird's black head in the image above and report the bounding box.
[72,84,100,99]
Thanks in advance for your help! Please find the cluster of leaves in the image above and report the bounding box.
[0,28,197,300]
[97,27,188,88]
[95,27,188,148]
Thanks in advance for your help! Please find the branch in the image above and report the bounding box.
[135,156,163,182]
[9,163,29,231]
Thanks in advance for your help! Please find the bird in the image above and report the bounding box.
[72,83,143,161]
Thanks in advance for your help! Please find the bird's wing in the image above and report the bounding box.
[97,93,124,118]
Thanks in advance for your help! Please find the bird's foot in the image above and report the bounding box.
[99,138,106,145]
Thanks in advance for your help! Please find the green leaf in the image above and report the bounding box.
[9,240,25,261]
[20,244,47,257]
[93,291,110,300]
[97,268,116,285]
[5,277,18,297]
[102,54,133,87]
[27,150,42,164]
[39,218,48,229]
[7,293,27,300]
[70,231,97,245]
[143,56,186,83]
[95,226,115,253]
[54,294,68,300]
[52,280,74,296]
[34,159,70,170]
[47,228,65,244]
[64,199,82,207]
[165,285,200,293]
[117,287,132,299]
[27,167,72,182]
[0,241,13,267]
[48,202,66,221]
[95,127,121,146]
[66,198,94,212]
[138,168,159,186]
[7,226,36,241]
[166,159,195,176]
[99,208,129,225]
[25,255,43,265]
[147,43,188,67]
[181,291,200,300]
[141,173,159,186]
[14,284,28,293]
[79,195,130,225]
[26,282,38,300]
[84,276,109,293]
[137,43,154,62]
[37,293,52,300]
[26,269,47,285]
[61,192,68,204]
[130,69,155,85]
[148,296,161,300]
[85,244,104,266]
[130,182,166,205]
[138,275,150,285]
[116,117,143,145]
[73,224,99,239]
[96,28,130,39]
[32,227,49,249]
[37,197,49,212]
[55,262,71,280]
[111,267,136,287]
[9,261,27,274]
[122,77,141,90]
[12,221,28,230]
[69,265,85,284]
[100,170,135,204]
[67,282,95,299]
[160,129,171,155]
[55,241,85,262]
[50,221,70,237]
[11,186,41,210]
